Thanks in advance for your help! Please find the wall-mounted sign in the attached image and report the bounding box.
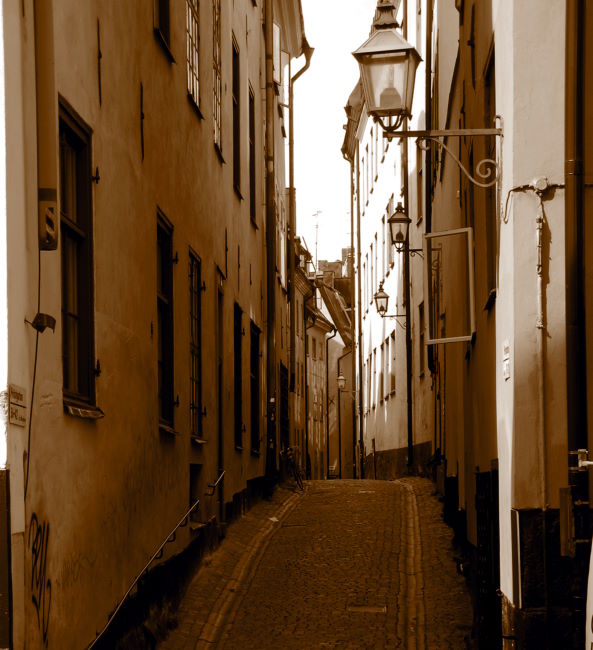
[9,384,27,427]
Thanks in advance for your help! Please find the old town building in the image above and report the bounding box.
[344,0,593,647]
[0,0,309,646]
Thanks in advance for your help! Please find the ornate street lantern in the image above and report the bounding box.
[373,282,389,316]
[353,1,421,125]
[387,201,411,252]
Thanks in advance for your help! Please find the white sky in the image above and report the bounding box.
[293,0,377,267]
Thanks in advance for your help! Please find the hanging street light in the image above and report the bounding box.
[387,202,410,252]
[373,283,389,316]
[353,0,421,131]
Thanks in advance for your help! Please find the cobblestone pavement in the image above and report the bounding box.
[159,478,473,650]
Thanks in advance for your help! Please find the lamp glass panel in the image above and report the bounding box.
[360,52,410,117]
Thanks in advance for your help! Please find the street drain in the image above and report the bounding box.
[346,605,387,614]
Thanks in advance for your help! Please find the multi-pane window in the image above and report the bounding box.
[157,214,174,426]
[250,323,261,453]
[189,251,203,438]
[60,108,94,404]
[234,303,243,448]
[186,0,200,107]
[232,37,241,191]
[379,342,385,402]
[419,302,425,376]
[213,0,222,151]
[390,331,396,393]
[155,0,171,48]
[249,86,256,222]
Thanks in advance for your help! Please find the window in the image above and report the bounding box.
[374,126,379,180]
[157,213,174,426]
[379,342,384,402]
[232,37,241,192]
[154,0,171,51]
[416,144,423,223]
[388,195,395,267]
[370,242,374,303]
[312,337,317,360]
[234,303,243,448]
[249,85,256,222]
[390,331,396,394]
[186,0,200,107]
[60,107,95,405]
[419,302,425,376]
[370,127,374,192]
[213,0,222,151]
[372,349,376,407]
[189,251,203,439]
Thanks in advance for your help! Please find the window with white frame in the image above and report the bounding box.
[213,0,222,151]
[186,0,200,107]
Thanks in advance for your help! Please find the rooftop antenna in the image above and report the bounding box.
[312,210,321,269]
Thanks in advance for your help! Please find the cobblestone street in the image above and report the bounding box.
[159,478,474,649]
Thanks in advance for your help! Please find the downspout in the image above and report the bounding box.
[565,0,589,632]
[337,349,354,479]
[325,326,337,479]
[350,157,361,478]
[355,142,365,480]
[565,0,587,457]
[289,41,314,393]
[304,289,314,479]
[264,0,277,487]
[425,0,435,384]
[402,0,414,471]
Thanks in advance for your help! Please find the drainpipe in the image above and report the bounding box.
[565,0,589,634]
[356,143,365,479]
[289,41,314,394]
[565,0,587,458]
[264,0,277,487]
[425,0,435,382]
[400,0,414,472]
[325,327,337,479]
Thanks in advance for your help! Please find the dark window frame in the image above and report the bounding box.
[157,211,175,428]
[249,84,256,224]
[232,36,241,195]
[234,303,243,449]
[154,0,175,62]
[250,322,261,454]
[213,0,222,154]
[189,250,203,439]
[59,103,96,408]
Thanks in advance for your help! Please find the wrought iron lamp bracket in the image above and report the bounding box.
[379,120,504,189]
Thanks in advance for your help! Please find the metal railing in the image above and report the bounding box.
[205,470,225,496]
[87,498,200,649]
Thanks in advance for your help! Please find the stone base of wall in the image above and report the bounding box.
[94,476,267,649]
[499,507,592,649]
[363,441,432,481]
[0,469,11,649]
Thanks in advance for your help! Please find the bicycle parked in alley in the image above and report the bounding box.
[280,446,304,490]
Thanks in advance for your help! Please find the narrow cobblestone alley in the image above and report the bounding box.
[159,479,473,650]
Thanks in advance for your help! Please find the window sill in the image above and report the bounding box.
[235,445,243,452]
[63,399,104,419]
[234,185,243,201]
[159,423,179,437]
[484,288,497,312]
[214,143,225,165]
[250,216,258,230]
[154,29,175,63]
[187,94,203,120]
[191,436,208,445]
[251,448,261,458]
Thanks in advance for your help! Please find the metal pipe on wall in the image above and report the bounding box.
[264,0,277,486]
[325,327,337,479]
[288,41,313,395]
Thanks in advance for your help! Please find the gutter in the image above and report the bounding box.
[325,327,337,479]
[288,39,314,393]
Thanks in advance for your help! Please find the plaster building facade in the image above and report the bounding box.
[0,0,308,647]
[344,0,593,646]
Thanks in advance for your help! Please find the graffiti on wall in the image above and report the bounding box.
[28,513,52,646]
